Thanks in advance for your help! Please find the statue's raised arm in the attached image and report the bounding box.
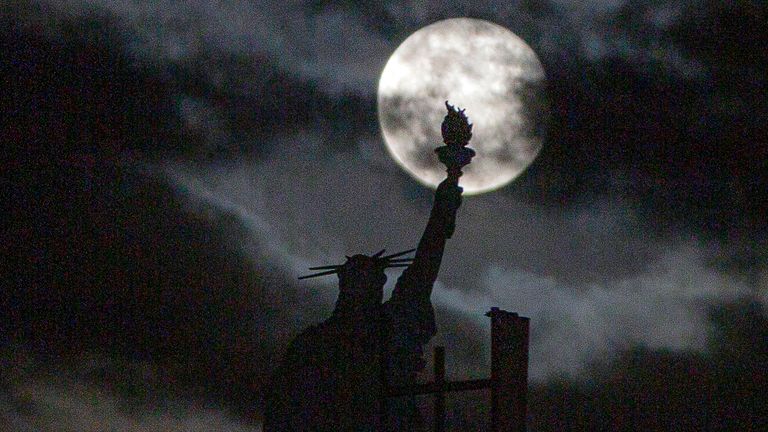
[393,178,461,298]
[381,102,475,430]
[389,101,475,302]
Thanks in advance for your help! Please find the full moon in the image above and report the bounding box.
[377,18,548,194]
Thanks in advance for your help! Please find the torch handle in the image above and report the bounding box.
[443,171,461,239]
[446,167,462,183]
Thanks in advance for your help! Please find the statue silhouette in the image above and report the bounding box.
[264,103,474,431]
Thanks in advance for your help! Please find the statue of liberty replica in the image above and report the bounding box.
[264,102,475,431]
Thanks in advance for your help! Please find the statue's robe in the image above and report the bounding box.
[264,182,459,432]
[263,309,386,431]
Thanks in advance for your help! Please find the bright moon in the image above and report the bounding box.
[378,18,548,194]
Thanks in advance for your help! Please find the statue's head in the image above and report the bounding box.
[336,254,388,311]
[299,249,415,316]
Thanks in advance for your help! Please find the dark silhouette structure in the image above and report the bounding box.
[386,308,530,432]
[264,103,475,431]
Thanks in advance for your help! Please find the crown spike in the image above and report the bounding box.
[298,269,340,280]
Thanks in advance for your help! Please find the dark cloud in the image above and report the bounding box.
[528,300,768,431]
[515,1,768,244]
[0,347,262,431]
[1,5,180,164]
[168,51,379,159]
[0,162,320,416]
[1,3,329,424]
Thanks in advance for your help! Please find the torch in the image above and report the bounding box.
[434,102,475,238]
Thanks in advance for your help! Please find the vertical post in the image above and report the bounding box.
[434,346,446,432]
[378,318,388,432]
[486,307,530,432]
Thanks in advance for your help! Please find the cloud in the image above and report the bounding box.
[540,0,704,70]
[157,130,762,380]
[0,350,262,432]
[41,0,391,94]
[480,243,751,378]
[34,0,712,102]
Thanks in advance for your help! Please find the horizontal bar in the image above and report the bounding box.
[386,378,491,397]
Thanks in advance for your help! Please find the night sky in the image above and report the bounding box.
[2,1,767,430]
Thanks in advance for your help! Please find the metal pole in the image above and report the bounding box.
[434,346,446,432]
